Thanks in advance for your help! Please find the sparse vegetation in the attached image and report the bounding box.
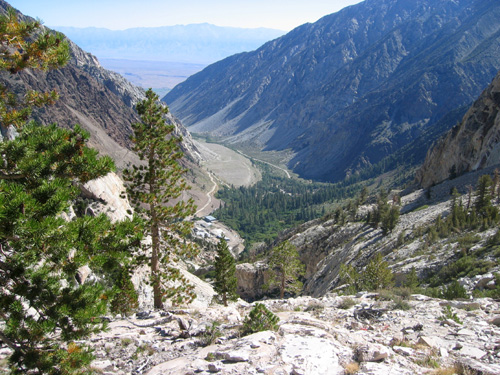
[344,362,360,374]
[340,253,394,293]
[391,296,412,310]
[266,241,305,298]
[200,322,223,347]
[438,305,462,325]
[241,303,280,336]
[338,297,357,310]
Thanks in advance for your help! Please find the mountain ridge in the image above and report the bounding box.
[0,0,202,170]
[164,0,500,182]
[417,69,500,188]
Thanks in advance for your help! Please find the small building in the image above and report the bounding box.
[204,215,217,223]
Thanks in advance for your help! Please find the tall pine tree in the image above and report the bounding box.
[0,9,141,373]
[214,239,238,306]
[124,89,197,308]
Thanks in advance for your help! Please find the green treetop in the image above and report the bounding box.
[267,240,305,299]
[214,239,238,306]
[124,88,198,308]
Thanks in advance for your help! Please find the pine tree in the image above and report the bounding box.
[214,239,238,306]
[361,253,394,290]
[0,8,69,130]
[267,241,305,298]
[241,303,279,336]
[475,175,498,223]
[1,123,141,374]
[124,89,197,308]
[381,205,400,235]
[0,9,141,374]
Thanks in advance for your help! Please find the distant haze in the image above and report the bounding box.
[57,24,286,64]
[56,24,286,92]
[7,0,364,31]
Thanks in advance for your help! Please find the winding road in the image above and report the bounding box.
[235,150,291,178]
[195,171,218,217]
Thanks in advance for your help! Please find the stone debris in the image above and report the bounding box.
[4,294,496,374]
[2,294,499,374]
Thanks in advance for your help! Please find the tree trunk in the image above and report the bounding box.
[149,148,162,309]
[280,272,285,299]
[151,207,162,309]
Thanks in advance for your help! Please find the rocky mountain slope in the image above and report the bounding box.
[164,0,500,183]
[234,162,500,301]
[4,294,499,375]
[417,69,500,189]
[0,0,201,170]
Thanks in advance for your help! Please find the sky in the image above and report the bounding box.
[7,0,363,31]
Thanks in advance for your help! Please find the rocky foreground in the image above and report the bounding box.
[61,294,500,375]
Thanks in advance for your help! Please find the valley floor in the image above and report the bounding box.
[193,140,262,189]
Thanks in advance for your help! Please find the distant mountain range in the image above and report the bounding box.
[56,24,286,64]
[164,0,500,183]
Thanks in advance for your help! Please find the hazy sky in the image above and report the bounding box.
[7,0,363,31]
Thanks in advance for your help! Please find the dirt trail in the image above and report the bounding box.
[195,171,217,217]
[235,150,291,178]
[193,140,261,187]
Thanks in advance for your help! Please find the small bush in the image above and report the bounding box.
[438,305,462,325]
[110,266,138,316]
[200,321,223,346]
[377,289,395,301]
[415,356,440,368]
[441,281,467,300]
[433,367,458,375]
[392,296,411,310]
[339,253,394,292]
[338,297,356,310]
[393,287,413,299]
[241,303,279,336]
[305,302,324,313]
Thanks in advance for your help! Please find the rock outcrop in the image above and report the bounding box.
[417,70,500,188]
[2,294,497,374]
[165,0,500,183]
[235,262,271,301]
[80,172,133,223]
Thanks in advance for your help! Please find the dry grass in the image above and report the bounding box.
[433,367,458,375]
[344,362,360,374]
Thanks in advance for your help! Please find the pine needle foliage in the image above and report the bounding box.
[0,9,140,373]
[123,89,197,308]
[0,124,142,374]
[241,303,279,336]
[266,241,305,299]
[0,7,70,130]
[214,239,238,306]
[110,266,139,317]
